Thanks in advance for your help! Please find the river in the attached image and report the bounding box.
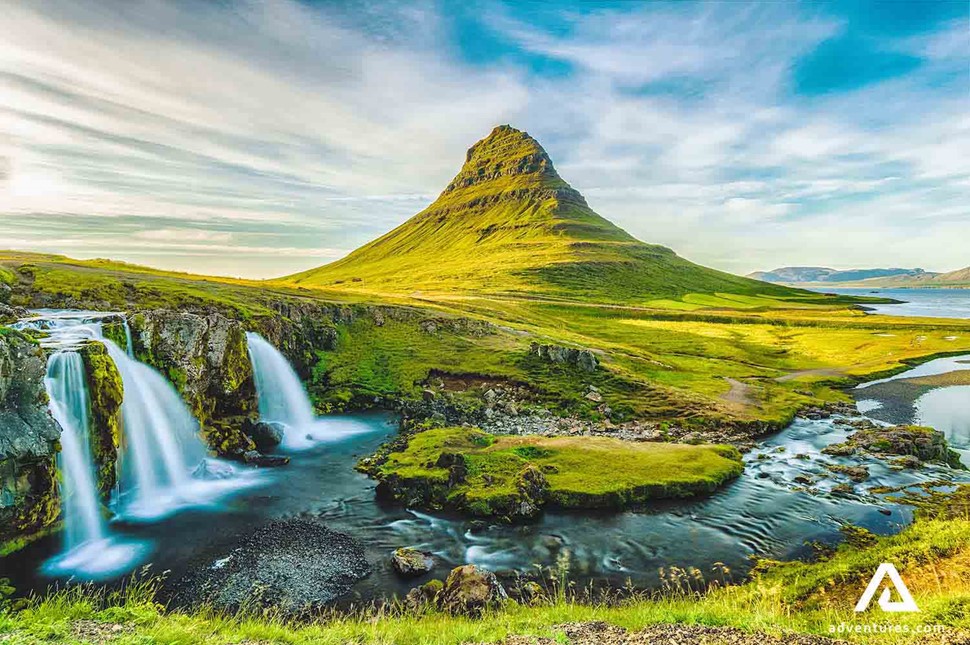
[2,307,970,603]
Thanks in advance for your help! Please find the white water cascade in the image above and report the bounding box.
[246,332,361,450]
[31,327,149,579]
[101,339,216,520]
[45,352,106,552]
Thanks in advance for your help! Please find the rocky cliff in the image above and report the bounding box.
[0,329,61,552]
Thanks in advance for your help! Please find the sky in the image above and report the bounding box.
[0,0,968,279]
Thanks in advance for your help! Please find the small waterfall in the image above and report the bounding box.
[101,339,217,520]
[45,352,106,551]
[245,332,318,449]
[123,319,134,357]
[41,348,148,580]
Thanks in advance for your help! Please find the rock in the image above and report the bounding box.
[827,464,870,482]
[529,342,599,372]
[0,329,62,550]
[513,465,548,518]
[243,420,285,453]
[130,310,257,456]
[404,579,443,610]
[893,455,921,469]
[391,547,435,577]
[438,564,508,616]
[822,442,855,456]
[519,580,544,604]
[845,425,964,468]
[192,459,235,480]
[584,390,603,403]
[242,451,290,468]
[172,518,370,613]
[435,452,468,486]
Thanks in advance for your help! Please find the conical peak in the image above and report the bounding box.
[444,125,565,194]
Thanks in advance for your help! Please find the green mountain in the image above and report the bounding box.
[284,125,798,305]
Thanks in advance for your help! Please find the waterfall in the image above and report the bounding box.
[245,332,319,449]
[45,352,105,550]
[101,339,211,519]
[41,349,148,580]
[123,318,134,357]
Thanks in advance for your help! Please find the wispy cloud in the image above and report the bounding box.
[0,0,967,277]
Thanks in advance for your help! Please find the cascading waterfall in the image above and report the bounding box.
[36,334,148,579]
[15,310,262,579]
[101,339,213,519]
[45,352,106,553]
[246,332,332,450]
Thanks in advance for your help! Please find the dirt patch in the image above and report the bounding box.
[70,620,133,643]
[722,377,754,407]
[775,368,845,383]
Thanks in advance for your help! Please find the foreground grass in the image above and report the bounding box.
[2,508,968,645]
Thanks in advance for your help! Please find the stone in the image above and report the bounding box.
[243,420,285,453]
[242,451,290,468]
[0,330,62,550]
[437,564,508,616]
[584,390,603,403]
[193,459,235,480]
[391,547,435,577]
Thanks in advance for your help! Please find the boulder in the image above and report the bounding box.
[529,342,599,372]
[242,451,290,468]
[243,419,285,453]
[438,564,508,616]
[193,459,235,480]
[0,329,62,550]
[391,547,435,577]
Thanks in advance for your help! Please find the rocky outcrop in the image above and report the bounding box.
[129,310,258,457]
[437,564,508,616]
[78,342,123,497]
[0,329,61,551]
[391,547,435,577]
[824,424,964,468]
[529,342,598,372]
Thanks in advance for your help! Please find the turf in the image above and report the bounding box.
[373,427,744,516]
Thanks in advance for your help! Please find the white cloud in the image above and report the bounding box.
[0,0,967,278]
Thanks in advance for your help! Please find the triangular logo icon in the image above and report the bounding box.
[854,563,919,613]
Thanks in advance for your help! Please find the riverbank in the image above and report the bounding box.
[3,490,968,644]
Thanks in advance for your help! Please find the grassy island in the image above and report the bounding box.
[368,427,744,518]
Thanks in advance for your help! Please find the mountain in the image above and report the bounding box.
[285,125,798,304]
[748,266,933,284]
[848,265,970,288]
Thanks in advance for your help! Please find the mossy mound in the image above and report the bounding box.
[79,341,124,497]
[370,427,743,520]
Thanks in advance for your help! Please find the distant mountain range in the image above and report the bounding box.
[747,267,934,284]
[748,266,970,288]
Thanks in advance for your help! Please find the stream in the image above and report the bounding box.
[2,307,969,603]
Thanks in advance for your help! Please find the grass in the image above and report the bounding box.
[371,427,744,517]
[2,496,968,644]
[6,249,970,430]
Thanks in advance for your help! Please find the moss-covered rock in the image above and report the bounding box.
[0,329,62,552]
[826,425,964,469]
[130,310,258,457]
[78,341,123,497]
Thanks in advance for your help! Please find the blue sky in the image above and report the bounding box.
[0,0,967,278]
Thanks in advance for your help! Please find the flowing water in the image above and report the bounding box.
[3,309,969,599]
[8,311,260,580]
[246,331,366,450]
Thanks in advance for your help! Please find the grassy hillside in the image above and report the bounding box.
[281,126,806,305]
[5,250,970,430]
